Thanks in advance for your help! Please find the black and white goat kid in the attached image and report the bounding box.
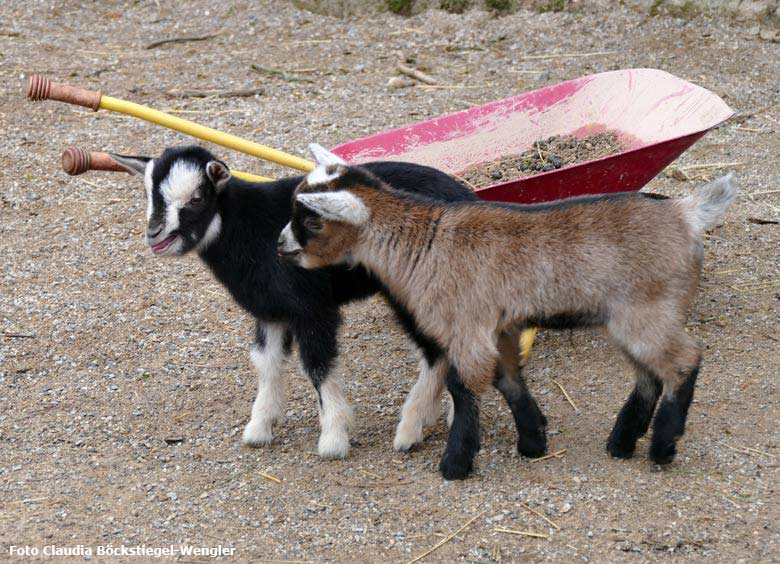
[111,146,537,458]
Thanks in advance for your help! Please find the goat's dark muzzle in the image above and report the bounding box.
[147,224,163,240]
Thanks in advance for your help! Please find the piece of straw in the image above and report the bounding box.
[552,380,579,412]
[406,510,484,564]
[519,503,561,530]
[530,449,567,463]
[258,471,281,484]
[494,527,548,539]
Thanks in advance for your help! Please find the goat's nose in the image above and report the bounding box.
[147,224,163,239]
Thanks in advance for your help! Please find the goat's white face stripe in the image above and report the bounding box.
[158,161,203,233]
[278,223,301,255]
[297,191,369,225]
[162,161,203,203]
[144,159,154,222]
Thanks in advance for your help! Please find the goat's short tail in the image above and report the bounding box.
[681,173,738,233]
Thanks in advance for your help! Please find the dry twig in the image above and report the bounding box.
[250,65,314,83]
[665,161,745,181]
[518,51,616,61]
[747,217,779,225]
[163,88,265,99]
[397,63,438,85]
[2,332,35,339]
[145,32,220,49]
[309,501,335,509]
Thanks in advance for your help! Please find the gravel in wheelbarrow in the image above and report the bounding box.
[455,132,625,190]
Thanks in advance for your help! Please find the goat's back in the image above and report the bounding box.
[417,192,702,327]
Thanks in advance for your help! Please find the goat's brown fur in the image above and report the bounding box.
[298,182,700,392]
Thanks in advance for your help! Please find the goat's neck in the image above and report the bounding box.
[198,185,281,267]
[355,196,441,303]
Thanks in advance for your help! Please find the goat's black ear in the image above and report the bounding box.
[108,153,151,176]
[206,160,231,192]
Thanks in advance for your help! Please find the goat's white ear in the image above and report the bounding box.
[206,160,231,191]
[109,153,151,176]
[309,143,347,166]
[296,192,369,226]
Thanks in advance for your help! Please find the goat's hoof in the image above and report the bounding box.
[439,452,474,480]
[318,432,350,459]
[242,420,274,447]
[606,437,636,459]
[517,433,547,459]
[393,423,424,452]
[649,441,676,465]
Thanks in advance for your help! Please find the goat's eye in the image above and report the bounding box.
[189,195,203,206]
[304,216,322,232]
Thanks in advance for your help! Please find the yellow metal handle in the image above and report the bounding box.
[27,76,314,173]
[99,96,314,172]
[231,169,273,183]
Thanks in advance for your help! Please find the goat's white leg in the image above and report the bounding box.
[317,375,354,459]
[394,357,447,451]
[242,322,289,447]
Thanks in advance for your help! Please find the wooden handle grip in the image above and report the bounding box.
[28,75,102,111]
[62,147,128,176]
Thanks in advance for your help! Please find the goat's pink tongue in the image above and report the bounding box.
[151,235,175,254]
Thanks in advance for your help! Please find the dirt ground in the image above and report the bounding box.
[1,1,779,562]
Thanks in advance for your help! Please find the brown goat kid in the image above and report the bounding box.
[278,145,737,480]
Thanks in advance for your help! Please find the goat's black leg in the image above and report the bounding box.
[607,366,662,459]
[242,321,293,447]
[292,310,353,459]
[494,367,548,458]
[439,365,481,480]
[494,332,547,458]
[649,362,700,465]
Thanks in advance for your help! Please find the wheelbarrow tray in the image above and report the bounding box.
[332,69,733,204]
